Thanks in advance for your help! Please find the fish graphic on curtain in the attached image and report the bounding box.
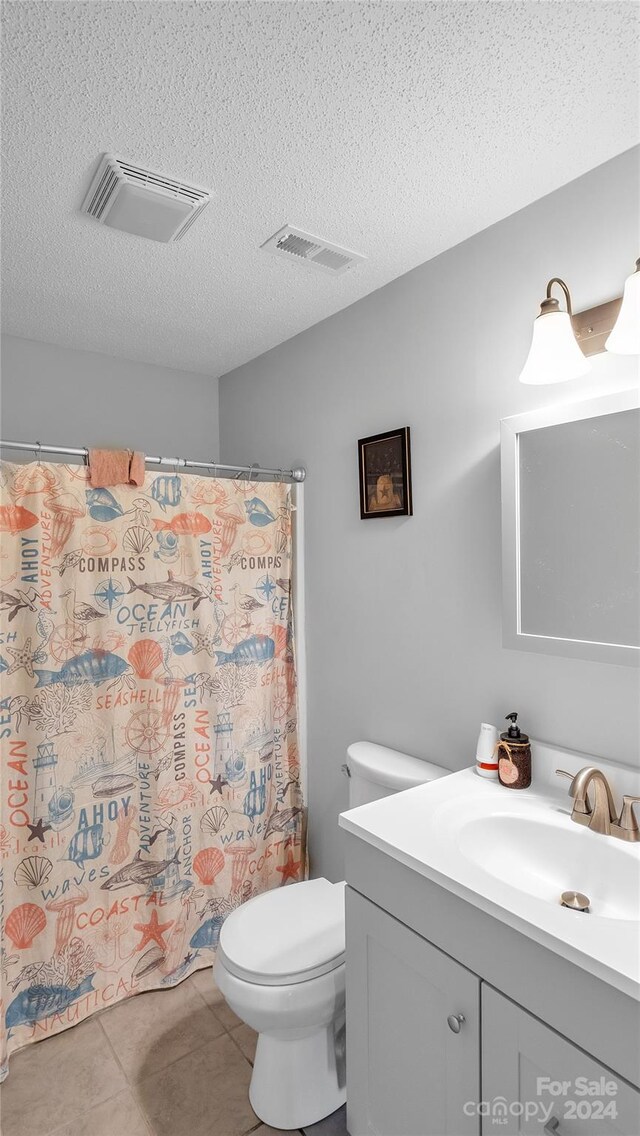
[0,461,303,1079]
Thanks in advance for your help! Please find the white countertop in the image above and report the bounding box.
[339,760,640,1000]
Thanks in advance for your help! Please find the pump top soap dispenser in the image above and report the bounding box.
[497,712,532,790]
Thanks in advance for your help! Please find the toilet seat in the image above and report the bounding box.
[218,877,345,986]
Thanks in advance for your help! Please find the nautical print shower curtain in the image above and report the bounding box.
[0,460,303,1078]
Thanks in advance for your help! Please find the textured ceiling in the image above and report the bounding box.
[2,1,638,379]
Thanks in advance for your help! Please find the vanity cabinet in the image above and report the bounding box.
[345,886,640,1136]
[482,987,640,1136]
[346,889,481,1136]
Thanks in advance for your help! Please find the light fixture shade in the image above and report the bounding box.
[605,264,640,354]
[519,310,591,385]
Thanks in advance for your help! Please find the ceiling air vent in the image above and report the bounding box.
[261,225,365,275]
[81,153,212,243]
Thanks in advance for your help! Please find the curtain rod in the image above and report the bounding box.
[0,439,306,483]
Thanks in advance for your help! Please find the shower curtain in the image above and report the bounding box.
[0,460,304,1078]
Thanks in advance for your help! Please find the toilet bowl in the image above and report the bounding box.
[215,878,346,1131]
[213,743,449,1130]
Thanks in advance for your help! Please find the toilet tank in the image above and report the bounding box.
[346,741,449,808]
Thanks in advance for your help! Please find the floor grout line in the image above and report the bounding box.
[226,1029,255,1069]
[186,975,209,1008]
[121,1024,229,1085]
[95,1018,156,1136]
[97,1013,128,1079]
[191,993,245,1037]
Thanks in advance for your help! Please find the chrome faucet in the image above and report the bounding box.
[556,766,640,842]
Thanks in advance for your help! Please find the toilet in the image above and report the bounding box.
[214,741,448,1130]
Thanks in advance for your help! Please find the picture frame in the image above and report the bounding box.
[358,427,413,519]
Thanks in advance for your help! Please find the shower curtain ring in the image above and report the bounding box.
[34,440,42,464]
[247,462,260,482]
[234,467,244,480]
[207,458,218,478]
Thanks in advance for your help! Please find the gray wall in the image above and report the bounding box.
[219,146,640,883]
[1,335,219,459]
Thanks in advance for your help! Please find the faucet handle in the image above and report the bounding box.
[613,795,640,842]
[555,769,590,815]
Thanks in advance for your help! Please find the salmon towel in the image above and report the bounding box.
[88,450,146,488]
[0,460,303,1079]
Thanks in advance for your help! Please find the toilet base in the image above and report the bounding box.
[249,1016,346,1130]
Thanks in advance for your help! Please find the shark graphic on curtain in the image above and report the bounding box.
[0,460,304,1079]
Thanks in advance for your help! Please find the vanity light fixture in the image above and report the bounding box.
[518,278,591,385]
[606,258,640,355]
[519,258,640,384]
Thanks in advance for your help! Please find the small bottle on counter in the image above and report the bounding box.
[475,723,499,779]
[497,712,531,790]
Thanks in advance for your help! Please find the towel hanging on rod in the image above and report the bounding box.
[0,439,306,482]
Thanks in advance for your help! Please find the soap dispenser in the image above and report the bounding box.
[497,712,531,790]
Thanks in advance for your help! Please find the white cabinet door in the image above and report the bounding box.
[482,985,640,1136]
[346,887,480,1136]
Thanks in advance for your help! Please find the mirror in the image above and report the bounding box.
[501,390,639,666]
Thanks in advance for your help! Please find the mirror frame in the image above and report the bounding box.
[500,387,639,667]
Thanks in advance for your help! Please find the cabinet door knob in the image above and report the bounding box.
[447,1013,465,1033]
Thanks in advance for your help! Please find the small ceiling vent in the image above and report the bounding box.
[261,225,365,275]
[81,153,212,243]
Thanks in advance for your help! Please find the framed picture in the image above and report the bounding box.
[358,427,412,519]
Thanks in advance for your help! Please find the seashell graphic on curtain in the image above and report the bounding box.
[0,461,304,1080]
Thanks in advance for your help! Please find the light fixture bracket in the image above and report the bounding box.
[572,297,623,357]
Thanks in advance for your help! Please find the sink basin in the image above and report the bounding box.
[340,760,640,998]
[457,813,639,921]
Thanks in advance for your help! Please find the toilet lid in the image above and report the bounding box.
[218,878,345,986]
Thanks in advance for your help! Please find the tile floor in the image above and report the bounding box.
[0,969,348,1136]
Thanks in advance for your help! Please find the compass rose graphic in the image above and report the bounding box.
[255,574,276,602]
[94,577,125,614]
